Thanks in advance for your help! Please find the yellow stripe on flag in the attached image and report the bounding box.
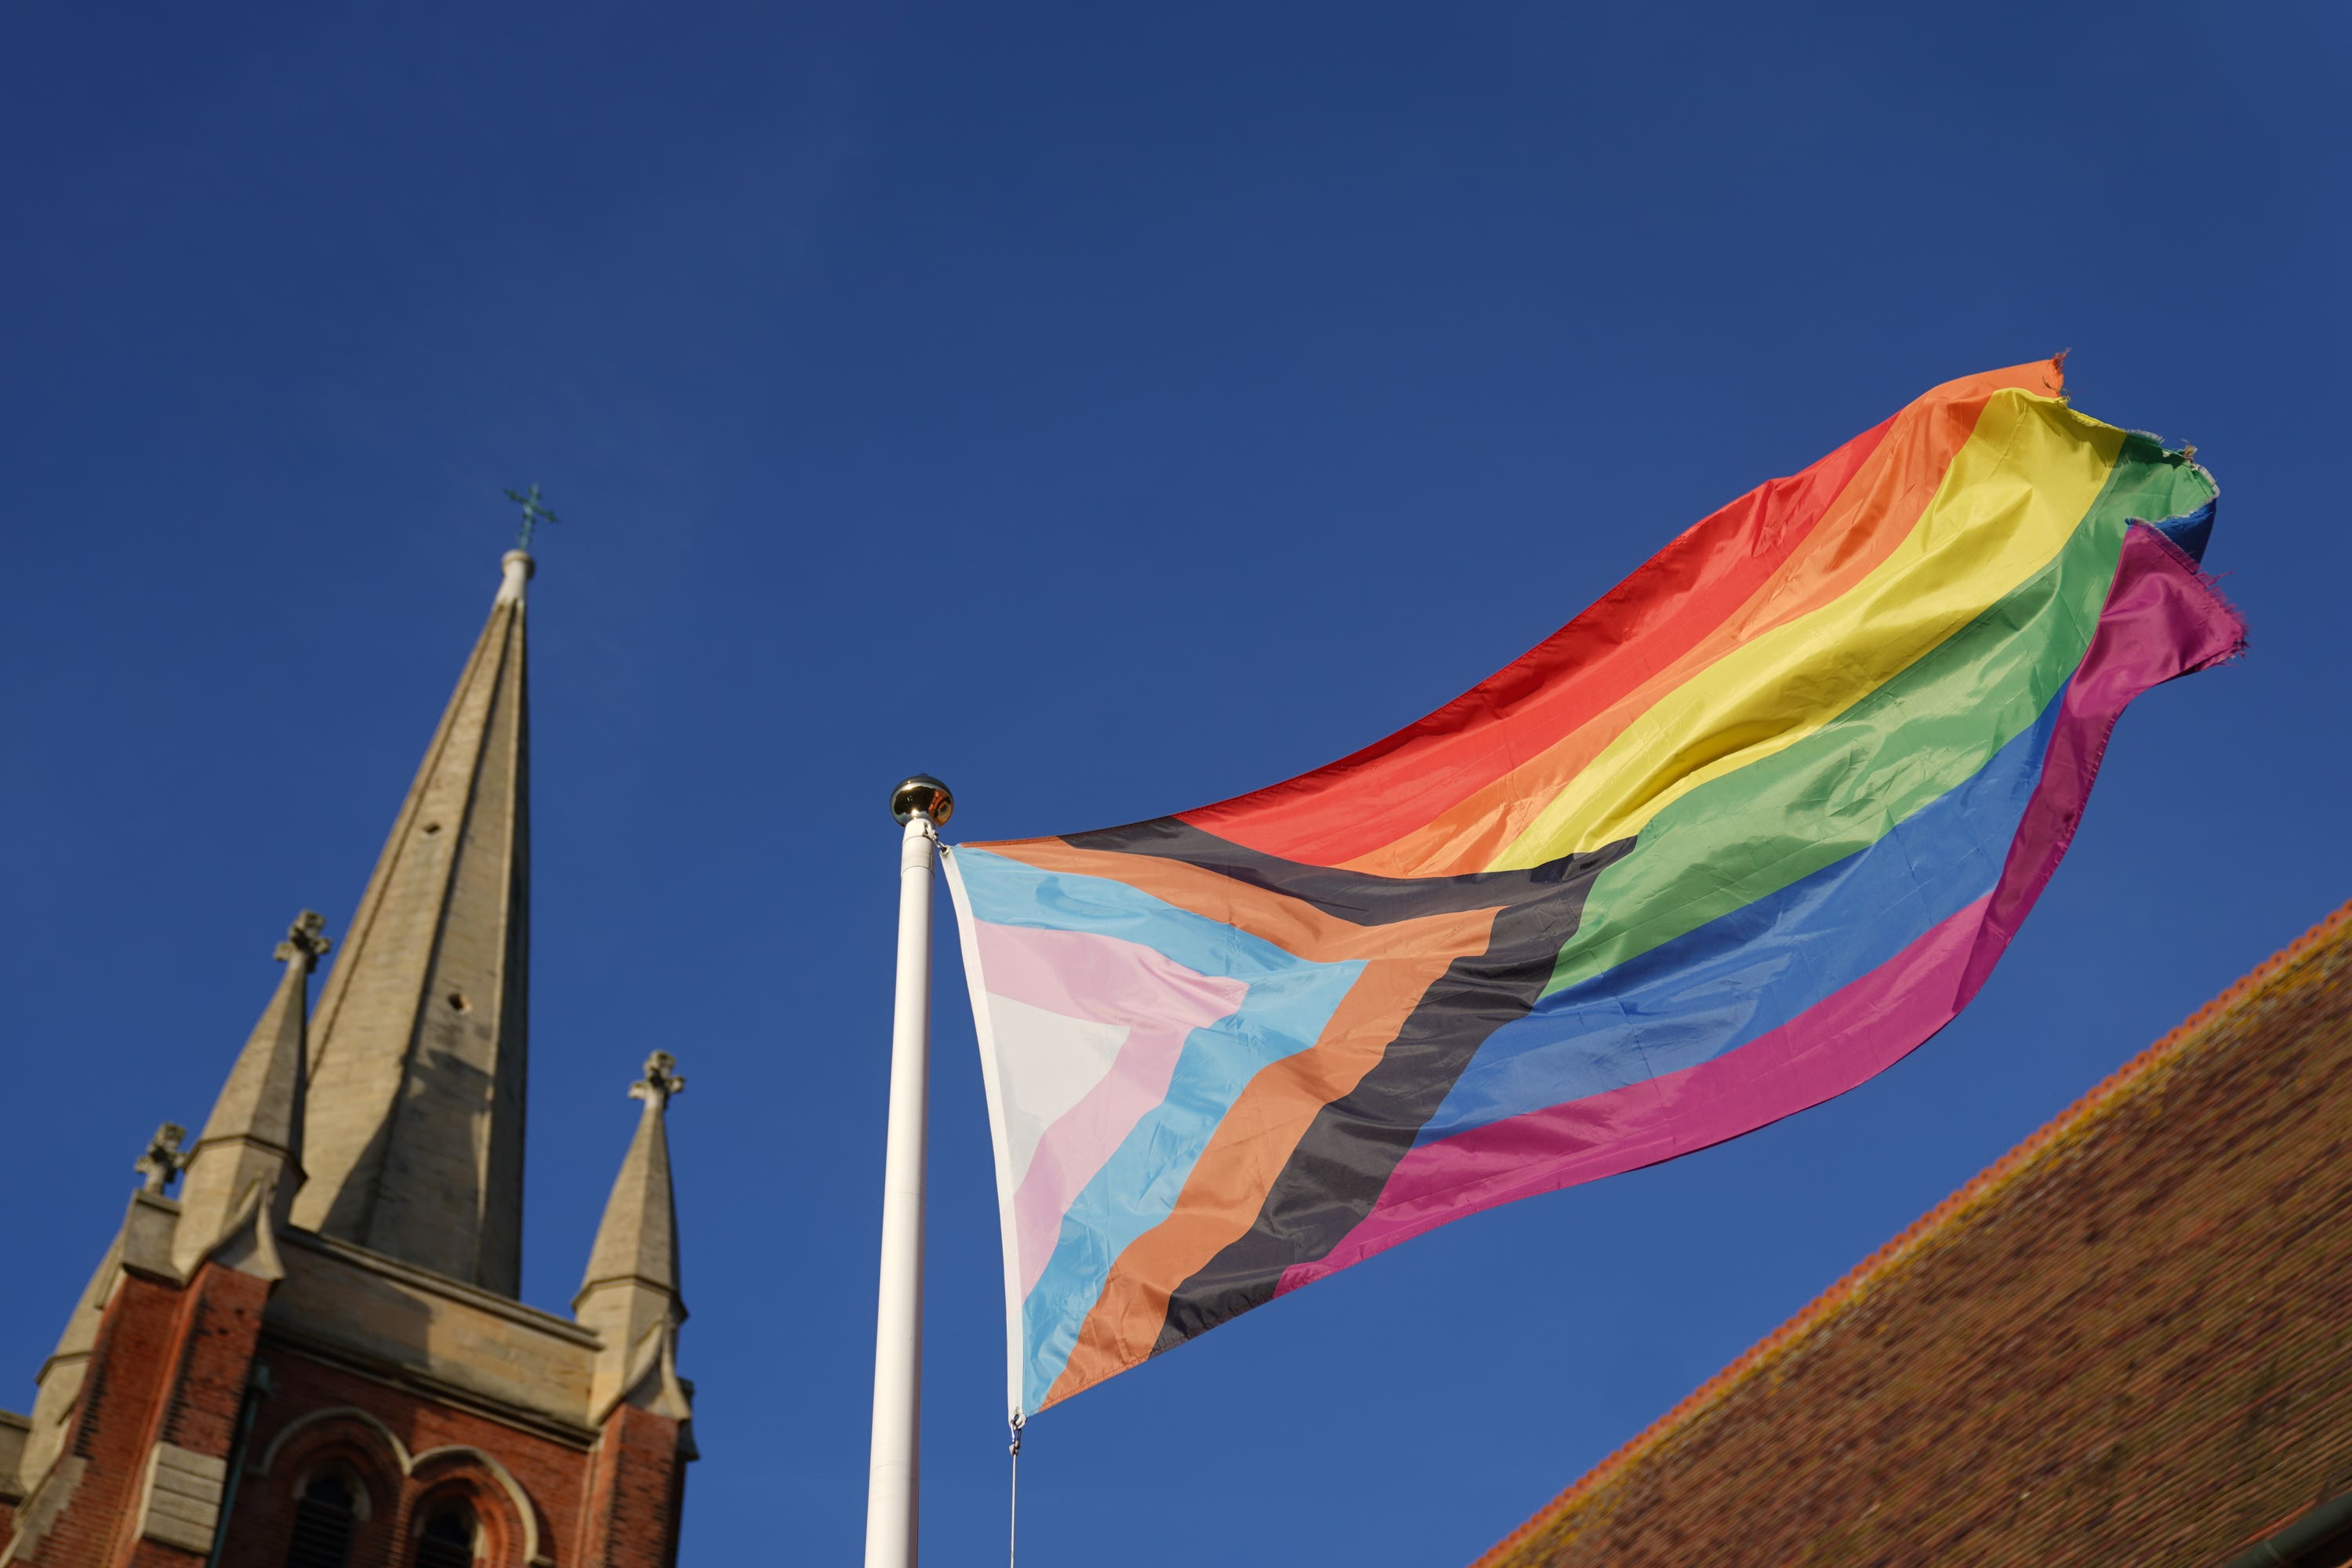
[1487,392,2123,869]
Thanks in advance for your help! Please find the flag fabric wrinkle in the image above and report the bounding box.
[941,360,2244,1417]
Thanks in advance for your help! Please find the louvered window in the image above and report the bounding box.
[284,1474,356,1568]
[413,1506,476,1568]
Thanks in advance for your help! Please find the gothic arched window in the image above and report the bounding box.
[412,1504,477,1568]
[284,1472,358,1568]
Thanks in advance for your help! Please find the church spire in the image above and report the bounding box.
[172,911,328,1275]
[575,1053,690,1421]
[290,548,534,1294]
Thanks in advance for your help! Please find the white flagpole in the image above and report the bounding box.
[866,774,954,1568]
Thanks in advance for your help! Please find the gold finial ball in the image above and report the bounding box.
[889,774,955,826]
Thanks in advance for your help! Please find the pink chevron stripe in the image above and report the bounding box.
[974,922,1249,1295]
[1279,522,2245,1298]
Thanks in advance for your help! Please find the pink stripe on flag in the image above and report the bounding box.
[1278,894,1991,1295]
[1279,522,2245,1298]
[1957,523,2246,1007]
[974,922,1248,1295]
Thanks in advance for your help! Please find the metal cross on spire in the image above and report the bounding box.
[503,484,560,552]
[631,1051,686,1110]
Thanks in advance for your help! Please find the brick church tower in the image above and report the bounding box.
[0,549,696,1566]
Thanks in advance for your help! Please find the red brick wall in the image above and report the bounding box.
[2,1259,690,1568]
[152,1269,268,1464]
[125,1264,271,1568]
[579,1405,688,1568]
[9,1263,252,1568]
[228,1349,583,1566]
[226,1346,688,1568]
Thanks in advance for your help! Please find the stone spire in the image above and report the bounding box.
[291,549,534,1294]
[575,1053,691,1421]
[172,912,328,1276]
[13,1235,125,1497]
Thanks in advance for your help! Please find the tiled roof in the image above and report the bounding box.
[1477,898,2352,1568]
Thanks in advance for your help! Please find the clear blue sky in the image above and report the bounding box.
[3,5,2346,1563]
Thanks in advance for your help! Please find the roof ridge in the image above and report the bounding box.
[1471,894,2352,1567]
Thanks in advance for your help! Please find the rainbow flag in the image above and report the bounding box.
[943,361,2243,1418]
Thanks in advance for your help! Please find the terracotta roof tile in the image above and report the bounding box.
[1476,897,2352,1568]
